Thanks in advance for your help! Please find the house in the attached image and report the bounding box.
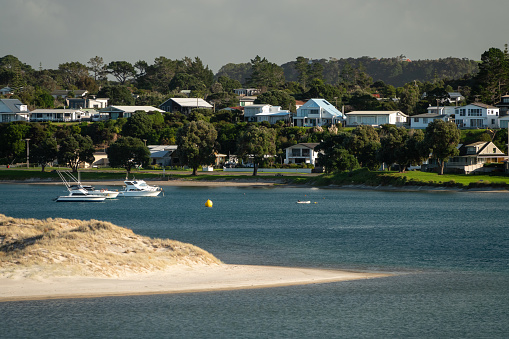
[67,97,108,109]
[0,98,30,122]
[239,96,256,107]
[234,88,260,96]
[92,152,109,168]
[148,145,178,167]
[243,104,291,124]
[50,89,88,99]
[295,100,307,110]
[426,106,456,117]
[498,115,509,129]
[346,111,408,127]
[30,108,85,122]
[293,99,343,127]
[410,113,449,129]
[284,143,320,166]
[100,106,164,120]
[495,94,509,117]
[0,86,14,96]
[159,98,213,114]
[431,141,507,174]
[454,103,499,129]
[447,92,465,104]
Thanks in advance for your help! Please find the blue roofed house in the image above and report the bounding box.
[293,99,344,127]
[0,99,30,123]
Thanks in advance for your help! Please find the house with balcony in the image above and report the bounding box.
[30,108,86,122]
[0,99,30,122]
[426,105,456,117]
[100,106,164,120]
[284,143,320,166]
[243,104,291,124]
[454,103,499,129]
[67,97,108,110]
[293,99,343,127]
[436,141,507,174]
[345,111,407,127]
[410,113,449,129]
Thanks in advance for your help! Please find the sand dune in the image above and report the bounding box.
[0,214,392,302]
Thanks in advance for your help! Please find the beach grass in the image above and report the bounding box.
[0,214,221,278]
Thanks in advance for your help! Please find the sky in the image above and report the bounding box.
[1,0,508,73]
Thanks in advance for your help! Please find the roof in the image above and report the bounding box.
[0,99,28,113]
[166,98,213,108]
[50,90,88,96]
[286,143,319,150]
[101,106,164,113]
[256,111,290,116]
[411,113,447,118]
[470,102,498,109]
[299,99,343,117]
[31,109,83,113]
[457,141,505,157]
[346,110,408,117]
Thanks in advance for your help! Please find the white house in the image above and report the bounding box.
[67,97,108,109]
[0,99,30,123]
[346,111,408,127]
[50,89,88,99]
[159,98,213,114]
[454,103,499,129]
[30,109,85,122]
[234,88,260,96]
[293,99,343,127]
[148,145,178,167]
[284,143,320,166]
[410,113,449,129]
[498,115,509,129]
[426,106,456,116]
[100,106,165,120]
[243,104,291,124]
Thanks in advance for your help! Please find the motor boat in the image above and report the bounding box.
[57,170,119,199]
[297,200,311,204]
[56,188,106,202]
[68,184,120,199]
[119,178,162,197]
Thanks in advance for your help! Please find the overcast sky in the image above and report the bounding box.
[1,0,508,73]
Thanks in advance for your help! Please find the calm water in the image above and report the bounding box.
[0,184,508,338]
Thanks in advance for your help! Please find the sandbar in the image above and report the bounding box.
[0,264,391,302]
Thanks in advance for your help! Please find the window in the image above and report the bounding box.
[292,149,300,157]
[302,149,310,156]
[493,148,497,153]
[414,118,419,122]
[423,118,428,123]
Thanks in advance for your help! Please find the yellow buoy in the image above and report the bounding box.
[205,199,213,208]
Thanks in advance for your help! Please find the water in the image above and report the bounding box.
[1,184,508,338]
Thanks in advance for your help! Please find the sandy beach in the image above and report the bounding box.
[0,264,391,302]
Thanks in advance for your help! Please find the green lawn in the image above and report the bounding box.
[385,171,509,186]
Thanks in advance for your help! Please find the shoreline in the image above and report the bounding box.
[0,264,393,302]
[1,179,508,192]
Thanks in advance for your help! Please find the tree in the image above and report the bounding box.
[475,47,509,104]
[57,135,95,172]
[236,125,277,176]
[377,125,407,170]
[97,85,135,105]
[30,137,58,172]
[247,56,285,90]
[315,133,359,173]
[344,125,381,170]
[122,111,154,139]
[58,61,89,89]
[107,61,136,84]
[254,90,296,111]
[176,120,217,176]
[87,56,107,82]
[423,120,460,175]
[397,129,427,172]
[0,122,31,165]
[107,137,150,174]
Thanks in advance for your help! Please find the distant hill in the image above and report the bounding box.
[216,56,479,88]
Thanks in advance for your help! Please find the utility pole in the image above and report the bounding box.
[25,138,30,168]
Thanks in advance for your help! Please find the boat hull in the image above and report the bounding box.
[56,196,106,202]
[119,190,161,197]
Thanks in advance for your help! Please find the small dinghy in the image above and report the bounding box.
[297,200,311,204]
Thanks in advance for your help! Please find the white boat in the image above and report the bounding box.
[57,170,119,199]
[119,179,162,197]
[297,200,311,204]
[69,184,120,199]
[56,188,106,202]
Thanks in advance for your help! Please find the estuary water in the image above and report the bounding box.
[0,183,508,338]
